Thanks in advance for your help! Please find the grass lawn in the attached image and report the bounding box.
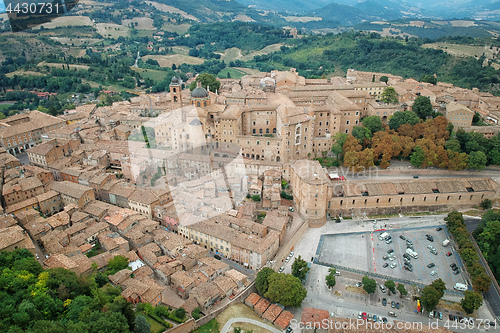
[0,104,13,112]
[171,46,191,55]
[216,303,269,333]
[131,67,169,82]
[144,315,165,333]
[193,319,219,333]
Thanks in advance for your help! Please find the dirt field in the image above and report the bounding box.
[172,46,191,55]
[163,24,192,35]
[122,17,155,30]
[6,70,45,77]
[216,303,270,333]
[220,44,283,63]
[284,16,322,23]
[142,54,204,67]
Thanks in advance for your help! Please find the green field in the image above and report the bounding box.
[220,44,284,63]
[171,46,191,55]
[131,67,169,82]
[96,23,130,39]
[217,68,250,79]
[162,23,192,34]
[0,104,13,112]
[193,319,219,333]
[422,42,499,60]
[142,54,204,67]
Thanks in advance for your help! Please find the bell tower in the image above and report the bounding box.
[169,76,182,105]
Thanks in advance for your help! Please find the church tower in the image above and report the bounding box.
[169,76,182,105]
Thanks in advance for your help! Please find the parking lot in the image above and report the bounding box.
[317,225,467,287]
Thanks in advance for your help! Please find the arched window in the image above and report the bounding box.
[197,102,201,107]
[266,128,269,134]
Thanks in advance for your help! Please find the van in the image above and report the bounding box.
[378,232,389,241]
[454,283,467,291]
[405,248,418,259]
[442,239,450,247]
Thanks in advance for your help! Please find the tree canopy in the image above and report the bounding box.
[412,96,434,120]
[460,291,483,314]
[362,276,377,294]
[189,73,220,93]
[291,256,310,281]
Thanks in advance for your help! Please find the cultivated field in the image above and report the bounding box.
[162,23,192,35]
[6,70,45,77]
[50,37,102,46]
[171,46,191,55]
[142,54,204,67]
[144,1,199,21]
[38,62,90,70]
[33,16,93,29]
[284,16,322,23]
[95,23,130,38]
[422,42,499,60]
[220,44,283,63]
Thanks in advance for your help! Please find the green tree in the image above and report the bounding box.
[172,307,186,320]
[291,256,310,281]
[362,116,383,134]
[420,286,441,312]
[460,291,483,315]
[380,76,388,84]
[430,279,446,299]
[134,315,151,333]
[192,307,202,320]
[480,199,492,210]
[389,111,420,130]
[352,126,372,143]
[384,280,396,294]
[410,145,425,167]
[189,73,220,93]
[380,87,398,104]
[325,268,336,288]
[105,255,129,276]
[255,267,274,295]
[445,139,461,153]
[251,195,261,202]
[420,74,437,85]
[468,151,487,170]
[362,275,376,294]
[265,273,307,308]
[331,133,347,162]
[397,283,408,298]
[412,96,434,120]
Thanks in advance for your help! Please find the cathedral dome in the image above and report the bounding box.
[191,86,209,98]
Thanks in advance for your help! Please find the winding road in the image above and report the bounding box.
[220,318,283,333]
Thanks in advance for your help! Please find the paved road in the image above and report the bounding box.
[220,318,282,333]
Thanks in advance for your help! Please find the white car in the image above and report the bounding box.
[390,263,397,268]
[430,270,437,276]
[285,257,290,263]
[279,266,284,273]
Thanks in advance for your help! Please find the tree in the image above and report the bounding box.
[468,151,487,170]
[362,276,376,294]
[106,255,129,276]
[189,73,220,93]
[410,145,425,167]
[445,139,461,153]
[389,111,420,130]
[265,273,307,307]
[325,268,336,288]
[472,272,491,292]
[430,279,446,299]
[380,76,388,84]
[134,315,151,333]
[192,307,202,320]
[362,116,383,134]
[460,291,483,314]
[251,195,261,202]
[420,286,441,312]
[472,112,481,124]
[420,74,437,85]
[172,307,186,320]
[480,199,492,210]
[380,87,398,104]
[412,96,434,120]
[384,280,396,294]
[291,256,310,281]
[351,126,372,143]
[397,284,408,298]
[331,133,347,162]
[255,267,274,295]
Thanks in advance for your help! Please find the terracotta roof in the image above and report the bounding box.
[262,303,282,323]
[301,307,329,326]
[46,211,70,229]
[50,181,93,199]
[254,298,271,315]
[245,293,261,307]
[274,310,294,330]
[43,254,78,271]
[0,225,27,250]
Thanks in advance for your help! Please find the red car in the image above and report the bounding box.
[362,312,367,320]
[446,252,452,257]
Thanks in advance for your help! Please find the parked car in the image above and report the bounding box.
[396,302,400,309]
[446,252,453,257]
[453,269,460,275]
[450,263,457,268]
[391,301,395,308]
[404,265,413,272]
[373,315,378,322]
[382,317,388,323]
[430,270,437,276]
[388,312,396,317]
[436,227,443,231]
[356,282,363,288]
[279,266,284,273]
[387,249,394,254]
[380,285,387,293]
[428,263,435,268]
[358,312,363,319]
[390,262,397,268]
[383,263,389,268]
[399,235,406,240]
[286,327,293,333]
[382,298,387,306]
[214,254,221,260]
[439,312,443,320]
